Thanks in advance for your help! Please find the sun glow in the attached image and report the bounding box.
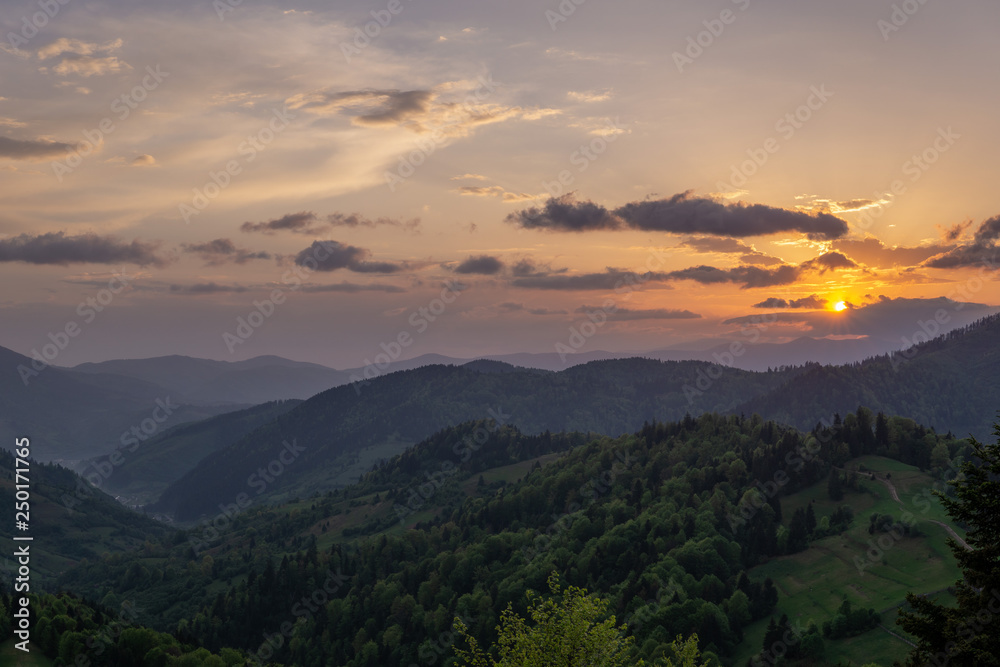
[833,301,848,312]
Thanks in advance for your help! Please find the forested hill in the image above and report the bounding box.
[56,411,972,666]
[150,358,807,520]
[739,312,1000,440]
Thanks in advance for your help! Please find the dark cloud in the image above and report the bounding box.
[292,240,404,273]
[242,211,420,234]
[666,264,800,289]
[241,212,324,235]
[288,89,434,127]
[753,295,828,309]
[508,192,849,240]
[942,220,972,243]
[512,268,672,291]
[0,232,165,266]
[510,259,565,278]
[0,135,80,160]
[801,252,857,273]
[182,238,271,265]
[169,282,249,295]
[505,195,622,232]
[327,213,420,230]
[923,215,1000,270]
[973,215,1000,244]
[453,254,505,275]
[497,302,567,315]
[832,238,951,269]
[575,306,701,320]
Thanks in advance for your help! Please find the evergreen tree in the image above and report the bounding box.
[897,420,1000,665]
[827,469,844,501]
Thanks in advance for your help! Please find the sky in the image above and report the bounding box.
[1,0,999,369]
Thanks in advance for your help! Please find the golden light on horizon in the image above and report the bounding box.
[833,301,848,312]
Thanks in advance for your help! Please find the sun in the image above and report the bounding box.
[833,301,848,312]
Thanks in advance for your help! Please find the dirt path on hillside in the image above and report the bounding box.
[929,520,971,551]
[876,474,971,551]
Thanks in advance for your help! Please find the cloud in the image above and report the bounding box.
[507,192,849,240]
[169,282,249,295]
[753,295,828,309]
[832,238,952,269]
[0,135,79,160]
[567,90,613,103]
[241,211,325,235]
[457,185,538,202]
[131,154,156,166]
[286,85,557,138]
[575,305,701,320]
[512,268,672,291]
[451,173,487,181]
[292,240,404,273]
[507,195,622,232]
[679,236,784,266]
[666,264,801,289]
[327,212,420,230]
[181,238,271,266]
[37,38,130,78]
[801,252,858,273]
[242,211,419,234]
[0,232,166,266]
[724,296,998,341]
[923,215,1000,270]
[453,254,505,275]
[942,220,972,243]
[37,38,123,60]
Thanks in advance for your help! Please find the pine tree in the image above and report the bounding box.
[827,469,844,501]
[897,420,1000,665]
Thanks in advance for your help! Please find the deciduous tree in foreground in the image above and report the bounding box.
[454,571,710,667]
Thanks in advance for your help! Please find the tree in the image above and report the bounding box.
[897,420,1000,665]
[454,571,637,667]
[827,469,844,501]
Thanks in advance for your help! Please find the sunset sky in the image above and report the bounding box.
[2,0,999,368]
